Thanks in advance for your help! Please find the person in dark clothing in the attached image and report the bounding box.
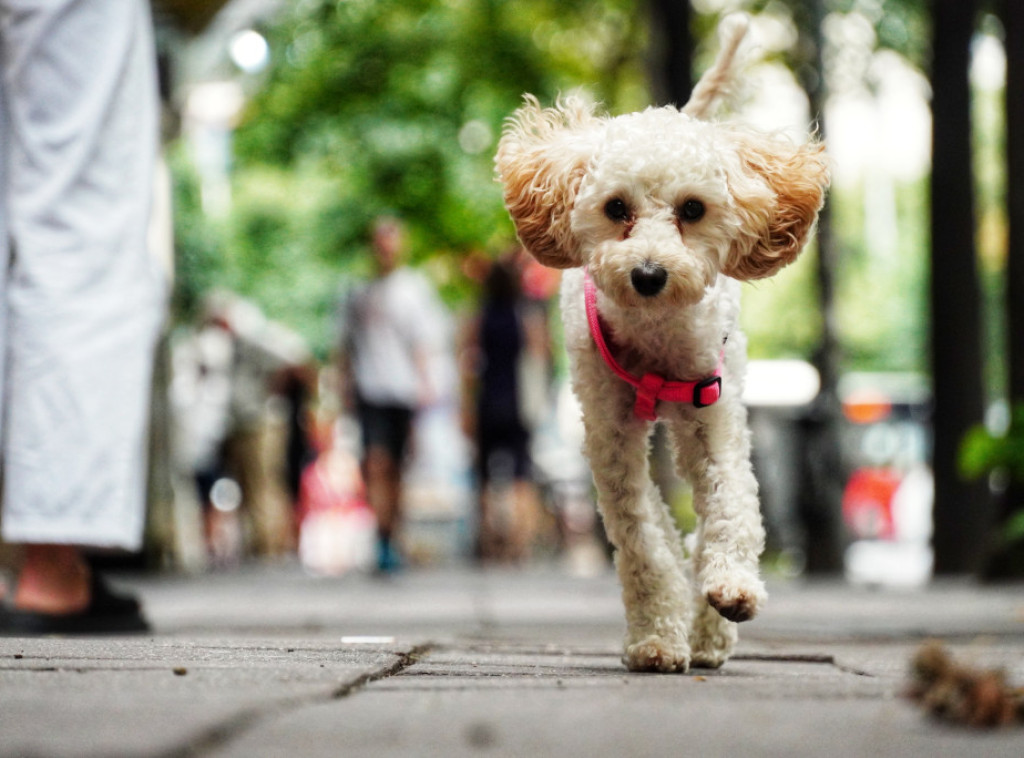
[464,253,547,562]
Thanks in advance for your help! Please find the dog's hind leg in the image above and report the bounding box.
[686,520,740,668]
[579,398,694,673]
[647,478,741,668]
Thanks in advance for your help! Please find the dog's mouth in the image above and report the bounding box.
[630,261,668,297]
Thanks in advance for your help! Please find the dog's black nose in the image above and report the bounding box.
[630,261,668,297]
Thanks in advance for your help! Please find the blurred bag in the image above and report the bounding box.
[297,449,376,575]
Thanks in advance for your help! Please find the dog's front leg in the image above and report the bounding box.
[577,379,693,672]
[683,397,767,625]
[671,397,770,626]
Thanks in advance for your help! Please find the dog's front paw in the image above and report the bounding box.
[703,572,766,623]
[624,635,691,673]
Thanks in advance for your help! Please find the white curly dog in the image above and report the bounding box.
[495,16,829,673]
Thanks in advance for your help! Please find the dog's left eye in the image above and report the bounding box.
[604,198,630,222]
[678,199,705,222]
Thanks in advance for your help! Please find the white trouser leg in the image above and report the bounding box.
[0,0,165,549]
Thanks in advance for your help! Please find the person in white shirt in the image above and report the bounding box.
[340,217,437,572]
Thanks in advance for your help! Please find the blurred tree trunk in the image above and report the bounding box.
[649,0,693,106]
[657,1,845,572]
[794,0,845,574]
[1005,2,1024,427]
[929,0,992,574]
[986,0,1024,577]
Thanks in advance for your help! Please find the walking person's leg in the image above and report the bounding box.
[358,402,413,572]
[0,0,165,632]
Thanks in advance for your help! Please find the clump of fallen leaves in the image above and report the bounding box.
[908,640,1024,728]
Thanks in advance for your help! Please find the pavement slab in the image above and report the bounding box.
[0,636,418,758]
[0,565,1022,757]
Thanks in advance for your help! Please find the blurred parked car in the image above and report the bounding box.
[839,373,933,586]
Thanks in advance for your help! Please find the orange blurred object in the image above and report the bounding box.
[842,389,893,425]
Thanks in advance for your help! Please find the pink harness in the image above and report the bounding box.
[583,269,723,421]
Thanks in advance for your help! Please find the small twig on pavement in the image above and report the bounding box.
[908,640,1024,728]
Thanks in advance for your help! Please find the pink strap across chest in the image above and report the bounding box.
[583,269,723,421]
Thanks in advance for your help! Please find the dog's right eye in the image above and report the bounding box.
[604,198,630,222]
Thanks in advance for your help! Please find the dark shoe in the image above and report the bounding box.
[375,536,403,575]
[0,575,150,636]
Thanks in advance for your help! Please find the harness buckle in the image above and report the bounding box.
[693,376,722,408]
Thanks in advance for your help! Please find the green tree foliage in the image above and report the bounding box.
[169,144,225,322]
[961,405,1024,486]
[209,0,647,354]
[960,403,1024,549]
[729,0,932,369]
[173,0,945,376]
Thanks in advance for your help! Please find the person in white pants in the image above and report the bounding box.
[0,0,166,633]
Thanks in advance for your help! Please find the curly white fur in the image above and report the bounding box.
[496,15,830,672]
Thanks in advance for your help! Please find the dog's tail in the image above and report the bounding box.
[681,13,750,120]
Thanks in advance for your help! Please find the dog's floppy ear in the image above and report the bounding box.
[722,129,830,281]
[495,95,598,269]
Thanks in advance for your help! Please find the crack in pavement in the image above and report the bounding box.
[154,643,434,758]
[734,652,876,677]
[330,644,432,698]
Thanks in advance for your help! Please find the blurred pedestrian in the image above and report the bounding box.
[216,297,307,559]
[461,251,550,563]
[0,2,165,633]
[338,217,439,573]
[182,292,309,565]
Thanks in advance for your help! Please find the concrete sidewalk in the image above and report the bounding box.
[1,564,1022,757]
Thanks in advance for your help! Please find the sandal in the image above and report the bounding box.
[0,575,150,636]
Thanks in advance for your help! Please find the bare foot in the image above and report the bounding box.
[13,545,91,615]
